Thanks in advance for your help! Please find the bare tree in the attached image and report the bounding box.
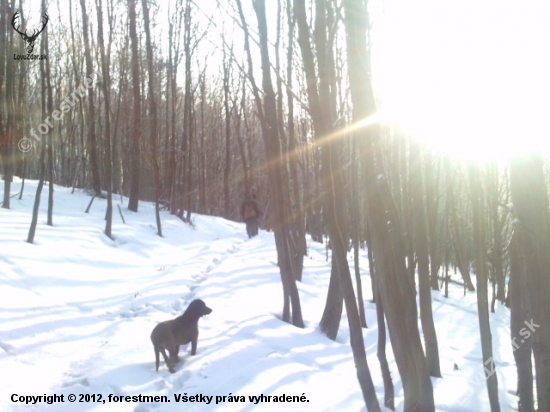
[0,0,14,210]
[236,0,304,327]
[294,0,380,409]
[342,0,434,409]
[96,0,113,238]
[80,0,101,196]
[469,162,500,411]
[509,153,550,412]
[127,0,141,212]
[27,0,49,244]
[410,137,441,377]
[141,0,162,236]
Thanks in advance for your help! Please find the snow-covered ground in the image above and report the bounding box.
[1,179,521,411]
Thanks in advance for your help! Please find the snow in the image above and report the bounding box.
[1,179,521,411]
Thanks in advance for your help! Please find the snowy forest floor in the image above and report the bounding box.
[1,179,521,411]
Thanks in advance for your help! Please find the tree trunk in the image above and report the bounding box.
[510,153,550,412]
[80,0,101,196]
[45,23,54,226]
[410,139,441,377]
[141,0,162,236]
[448,171,476,292]
[1,0,14,210]
[285,0,307,280]
[294,0,380,409]
[424,151,441,290]
[178,0,192,221]
[96,0,113,238]
[222,45,232,218]
[27,1,48,244]
[469,162,500,412]
[237,0,304,327]
[374,271,395,410]
[509,229,534,412]
[127,0,141,212]
[342,0,434,409]
[319,264,343,340]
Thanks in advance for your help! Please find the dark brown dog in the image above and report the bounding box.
[150,299,212,373]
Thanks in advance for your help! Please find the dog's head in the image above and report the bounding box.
[188,299,212,317]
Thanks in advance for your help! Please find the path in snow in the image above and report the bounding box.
[1,180,521,411]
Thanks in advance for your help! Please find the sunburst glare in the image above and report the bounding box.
[372,0,550,162]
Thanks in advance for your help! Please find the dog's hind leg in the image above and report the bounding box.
[159,347,174,373]
[154,345,161,371]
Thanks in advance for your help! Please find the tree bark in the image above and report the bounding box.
[222,44,232,218]
[469,162,500,412]
[27,0,49,244]
[342,0,434,409]
[509,228,534,412]
[294,0,380,409]
[0,0,14,210]
[96,0,113,238]
[373,270,395,410]
[410,139,441,377]
[509,153,550,412]
[237,0,304,327]
[80,0,101,196]
[141,0,162,236]
[127,0,141,212]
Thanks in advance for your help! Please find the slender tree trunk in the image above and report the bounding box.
[374,271,395,410]
[28,1,48,243]
[448,172,476,291]
[469,162,500,412]
[0,0,14,210]
[168,21,178,214]
[509,228,534,412]
[45,22,54,226]
[319,264,343,340]
[127,0,141,212]
[284,0,307,280]
[96,0,113,238]
[425,151,441,290]
[236,0,304,327]
[294,1,380,409]
[222,44,232,218]
[510,153,550,412]
[410,138,441,378]
[178,0,193,220]
[343,0,434,409]
[351,134,367,327]
[141,0,162,236]
[353,236,367,328]
[80,0,101,196]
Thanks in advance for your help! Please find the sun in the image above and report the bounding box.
[371,0,550,162]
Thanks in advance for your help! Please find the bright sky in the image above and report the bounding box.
[372,0,550,162]
[14,0,550,163]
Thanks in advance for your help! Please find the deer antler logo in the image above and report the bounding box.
[11,11,49,55]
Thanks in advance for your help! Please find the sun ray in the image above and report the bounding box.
[371,0,550,163]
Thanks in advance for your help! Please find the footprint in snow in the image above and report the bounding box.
[0,341,14,353]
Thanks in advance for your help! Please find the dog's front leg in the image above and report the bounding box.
[190,339,197,355]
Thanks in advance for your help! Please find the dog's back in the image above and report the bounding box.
[151,299,212,373]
